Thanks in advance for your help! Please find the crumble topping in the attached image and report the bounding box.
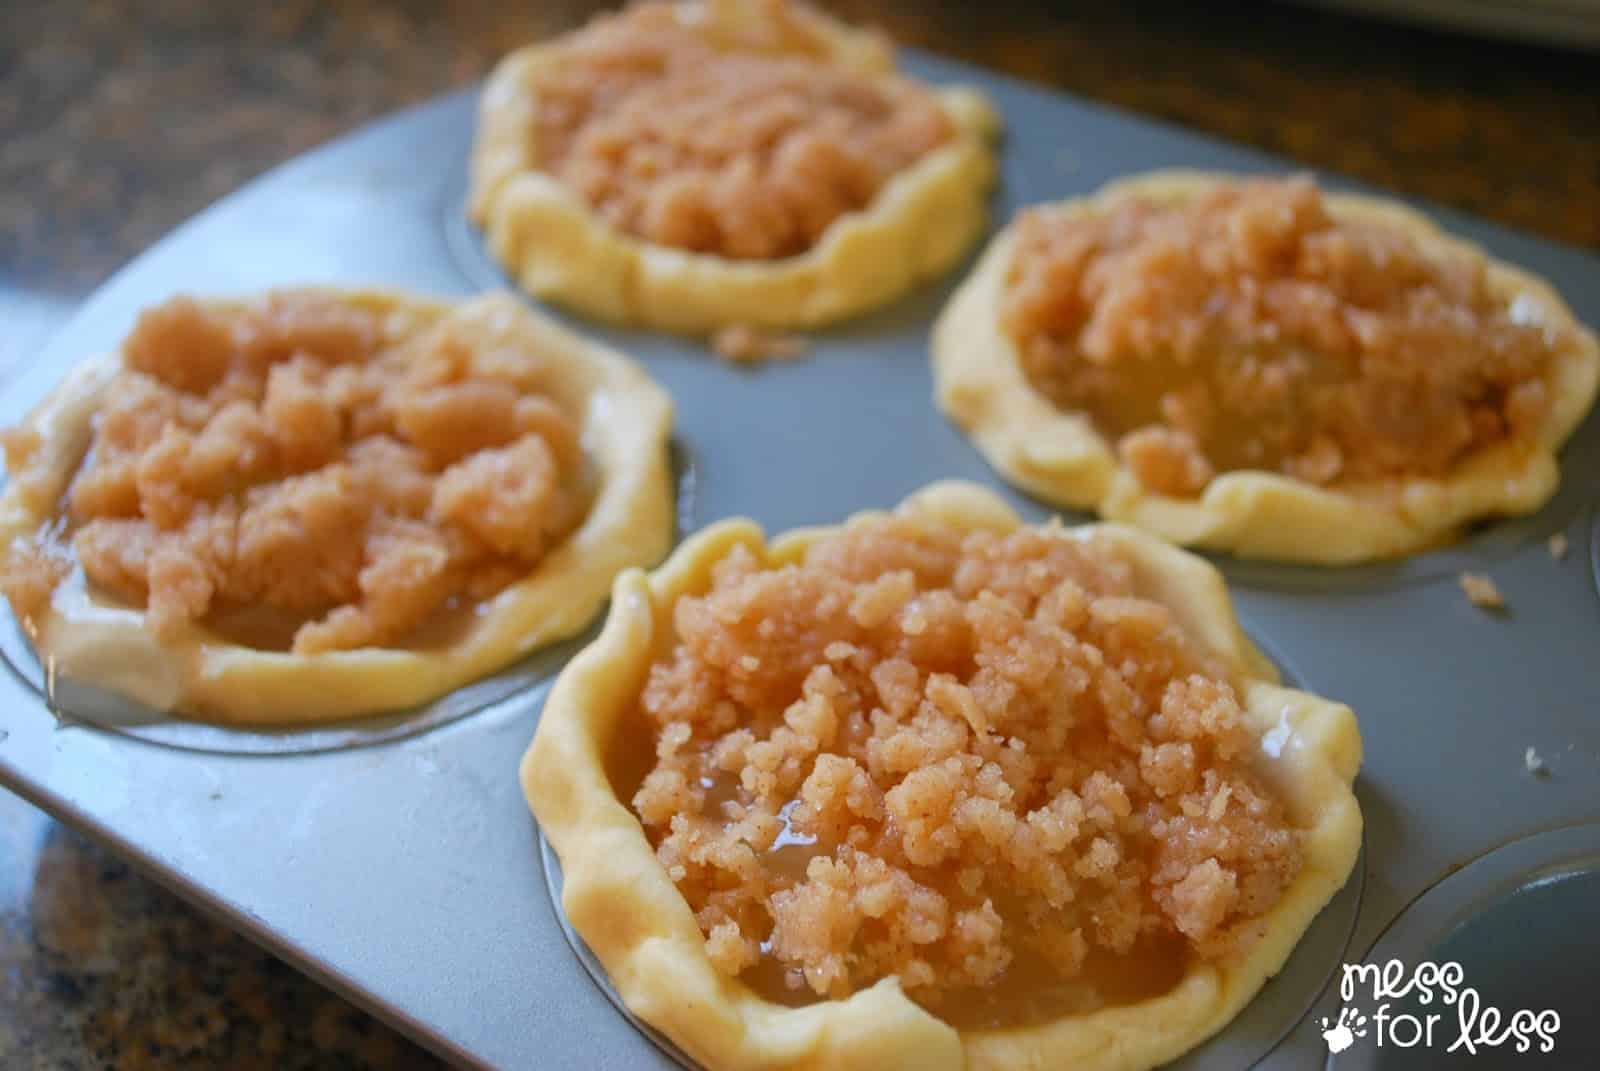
[1002,176,1564,497]
[529,0,952,260]
[624,511,1300,1025]
[0,293,588,654]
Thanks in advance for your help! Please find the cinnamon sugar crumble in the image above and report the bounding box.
[1003,176,1565,497]
[0,293,588,653]
[530,1,953,260]
[627,512,1300,1020]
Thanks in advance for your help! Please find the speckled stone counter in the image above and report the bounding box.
[0,1,1596,1067]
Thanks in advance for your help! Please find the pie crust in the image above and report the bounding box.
[523,481,1363,1070]
[468,0,999,334]
[0,290,674,725]
[933,171,1600,564]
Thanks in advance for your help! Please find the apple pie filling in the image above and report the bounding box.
[529,0,953,261]
[1002,175,1565,497]
[0,292,589,654]
[621,511,1301,1026]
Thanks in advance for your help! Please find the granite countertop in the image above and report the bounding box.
[0,1,1596,1067]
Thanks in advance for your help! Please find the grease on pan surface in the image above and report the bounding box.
[0,289,674,725]
[933,171,1600,565]
[524,481,1362,1071]
[468,0,998,334]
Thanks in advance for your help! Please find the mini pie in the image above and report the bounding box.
[933,171,1600,564]
[524,481,1362,1071]
[469,0,999,334]
[0,289,673,724]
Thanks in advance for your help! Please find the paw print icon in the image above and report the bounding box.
[1320,1007,1369,1054]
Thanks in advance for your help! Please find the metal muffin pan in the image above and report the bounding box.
[1,50,1597,1070]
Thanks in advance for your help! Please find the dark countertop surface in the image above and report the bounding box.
[0,1,1595,1067]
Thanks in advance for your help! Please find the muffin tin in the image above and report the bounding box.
[0,49,1596,1070]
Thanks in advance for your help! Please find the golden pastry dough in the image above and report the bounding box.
[0,290,674,725]
[933,171,1600,564]
[468,0,998,334]
[523,481,1362,1071]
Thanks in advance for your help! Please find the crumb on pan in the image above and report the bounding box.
[710,325,809,364]
[1547,532,1569,560]
[1459,572,1505,611]
[1524,746,1548,777]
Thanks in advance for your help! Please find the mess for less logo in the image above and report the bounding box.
[1323,960,1560,1056]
